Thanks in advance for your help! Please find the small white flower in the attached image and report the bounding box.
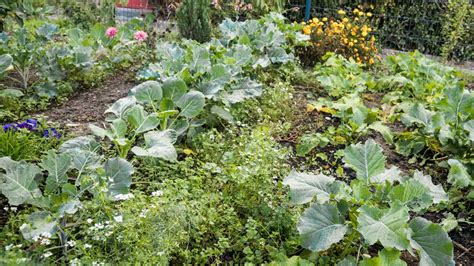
[42,251,53,258]
[10,207,17,212]
[113,215,123,223]
[95,223,104,230]
[19,224,28,230]
[41,232,51,238]
[87,218,93,224]
[151,190,163,197]
[5,244,13,251]
[114,193,134,201]
[40,238,51,245]
[67,240,76,247]
[139,209,149,218]
[70,258,80,266]
[84,244,92,249]
[325,116,331,121]
[3,207,8,211]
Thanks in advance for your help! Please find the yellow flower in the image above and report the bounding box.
[369,58,375,64]
[183,149,195,155]
[342,18,349,23]
[367,12,373,17]
[322,17,328,22]
[303,26,311,35]
[349,42,354,47]
[337,10,346,15]
[362,31,368,37]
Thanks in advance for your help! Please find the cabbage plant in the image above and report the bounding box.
[90,80,205,160]
[0,136,134,245]
[283,139,454,265]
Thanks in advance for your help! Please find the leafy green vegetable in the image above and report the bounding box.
[297,203,348,252]
[409,217,455,266]
[343,139,386,182]
[357,204,410,250]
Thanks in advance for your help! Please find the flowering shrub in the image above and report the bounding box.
[300,8,379,65]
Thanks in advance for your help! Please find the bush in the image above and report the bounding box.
[176,0,212,43]
[441,0,473,60]
[299,8,378,66]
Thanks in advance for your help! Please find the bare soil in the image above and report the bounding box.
[35,70,137,136]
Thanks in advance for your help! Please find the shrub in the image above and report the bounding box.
[441,0,472,60]
[176,0,212,43]
[299,8,378,66]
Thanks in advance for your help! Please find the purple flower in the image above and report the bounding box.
[3,124,17,131]
[43,128,60,139]
[16,119,38,131]
[26,119,38,129]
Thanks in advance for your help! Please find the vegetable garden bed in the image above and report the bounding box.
[0,2,473,265]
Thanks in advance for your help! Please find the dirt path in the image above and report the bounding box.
[36,71,137,136]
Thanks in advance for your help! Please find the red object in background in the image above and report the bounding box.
[115,0,154,10]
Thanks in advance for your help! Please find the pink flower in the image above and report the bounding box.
[134,31,148,42]
[105,27,118,38]
[212,0,220,9]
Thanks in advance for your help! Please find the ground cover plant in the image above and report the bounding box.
[0,2,472,265]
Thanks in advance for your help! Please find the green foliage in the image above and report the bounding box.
[0,0,53,31]
[60,0,115,30]
[87,127,299,264]
[139,14,306,124]
[284,139,454,265]
[90,80,206,159]
[314,53,376,98]
[0,136,134,258]
[441,0,473,60]
[0,129,58,161]
[176,0,212,43]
